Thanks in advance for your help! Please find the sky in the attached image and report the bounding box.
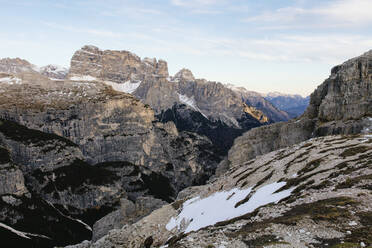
[0,0,371,96]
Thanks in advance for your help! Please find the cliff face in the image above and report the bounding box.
[0,70,221,188]
[227,50,372,166]
[0,60,222,247]
[68,46,269,127]
[70,133,372,248]
[66,45,291,153]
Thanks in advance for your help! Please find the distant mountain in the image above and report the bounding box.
[263,92,310,118]
[67,45,291,153]
[39,64,68,80]
[226,85,290,122]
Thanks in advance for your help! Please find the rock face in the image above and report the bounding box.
[0,58,37,74]
[91,196,167,242]
[264,92,310,118]
[0,57,221,247]
[72,133,372,247]
[0,147,27,196]
[39,64,68,80]
[69,45,169,83]
[227,50,372,166]
[67,45,291,153]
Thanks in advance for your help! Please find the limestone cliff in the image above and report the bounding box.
[227,50,372,166]
[66,45,291,153]
[0,60,221,247]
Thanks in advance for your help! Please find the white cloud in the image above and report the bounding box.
[159,33,372,65]
[244,0,372,27]
[43,22,123,38]
[171,0,224,7]
[170,0,226,14]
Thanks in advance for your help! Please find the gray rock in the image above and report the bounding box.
[227,49,372,165]
[92,197,166,241]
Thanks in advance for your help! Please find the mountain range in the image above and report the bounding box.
[0,47,371,248]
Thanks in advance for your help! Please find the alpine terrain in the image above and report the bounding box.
[0,47,371,248]
[63,50,372,248]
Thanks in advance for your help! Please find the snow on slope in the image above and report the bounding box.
[0,222,31,239]
[0,76,22,85]
[70,75,98,81]
[177,93,208,118]
[166,182,293,233]
[104,80,141,94]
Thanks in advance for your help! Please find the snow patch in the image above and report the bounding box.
[70,75,97,81]
[104,80,141,94]
[0,76,22,84]
[166,182,293,233]
[0,222,31,239]
[177,93,208,118]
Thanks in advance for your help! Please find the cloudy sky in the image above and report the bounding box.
[1,0,371,95]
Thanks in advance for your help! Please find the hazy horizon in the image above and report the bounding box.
[1,0,371,96]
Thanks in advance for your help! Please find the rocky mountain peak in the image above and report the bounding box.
[173,68,195,81]
[39,64,68,80]
[227,49,372,166]
[0,57,37,74]
[305,49,372,122]
[68,45,169,83]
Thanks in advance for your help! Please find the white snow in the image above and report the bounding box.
[74,219,93,231]
[177,93,208,118]
[177,93,197,109]
[49,78,64,81]
[104,80,141,94]
[40,64,68,73]
[0,76,22,85]
[166,182,293,233]
[225,83,248,93]
[70,75,97,81]
[348,221,358,226]
[0,222,30,239]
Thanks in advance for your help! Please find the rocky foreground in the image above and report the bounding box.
[71,133,372,248]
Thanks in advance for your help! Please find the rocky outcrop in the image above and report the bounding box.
[71,133,372,247]
[68,45,169,83]
[173,68,195,81]
[0,147,27,196]
[227,50,372,166]
[91,196,167,241]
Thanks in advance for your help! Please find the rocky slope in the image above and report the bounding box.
[68,133,372,248]
[227,50,372,166]
[63,49,372,248]
[264,92,310,118]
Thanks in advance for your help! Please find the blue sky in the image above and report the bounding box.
[1,0,371,96]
